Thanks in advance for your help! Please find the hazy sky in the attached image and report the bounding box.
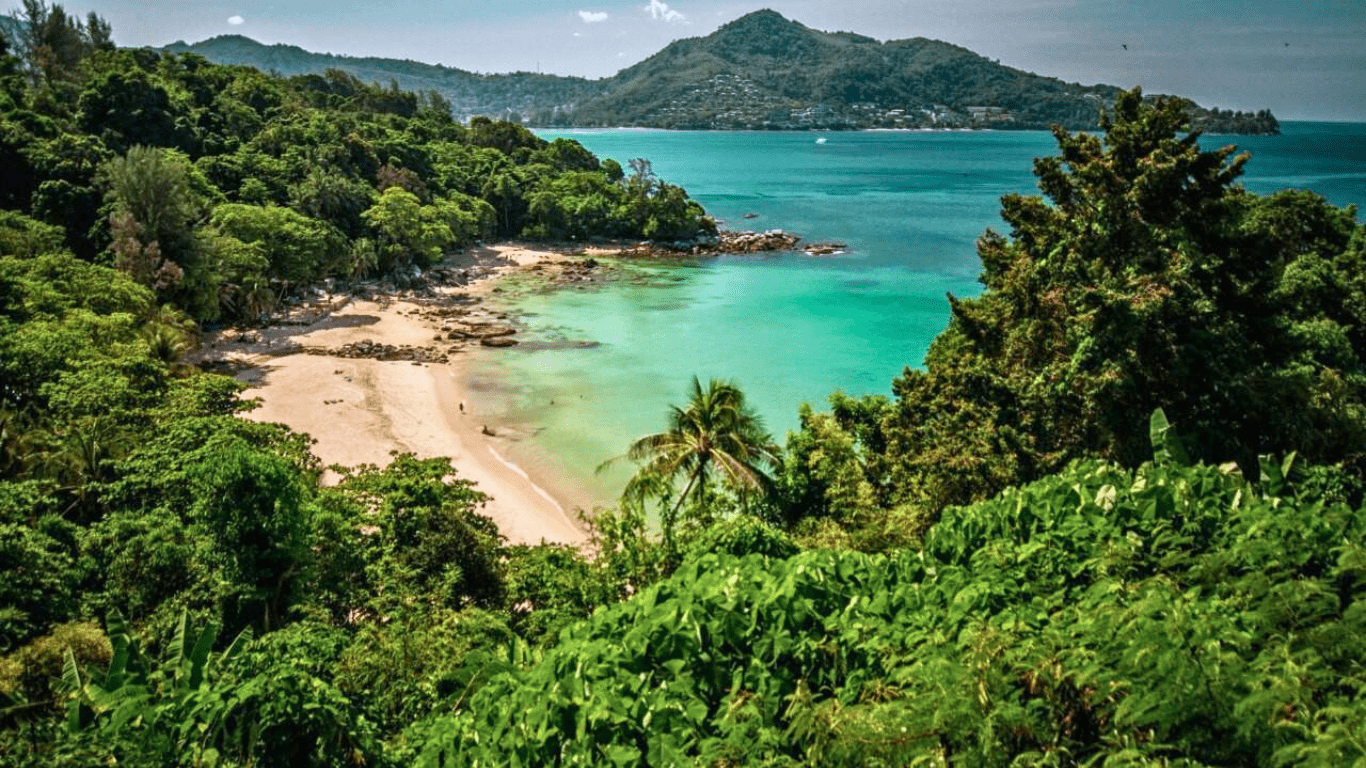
[50,0,1366,121]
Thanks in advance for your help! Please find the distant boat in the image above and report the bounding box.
[815,137,828,144]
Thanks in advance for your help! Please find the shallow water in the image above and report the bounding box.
[470,123,1366,505]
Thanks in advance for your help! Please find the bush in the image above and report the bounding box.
[411,422,1366,766]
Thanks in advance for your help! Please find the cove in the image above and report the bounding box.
[467,123,1366,507]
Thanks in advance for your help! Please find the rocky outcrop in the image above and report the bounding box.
[524,256,607,285]
[443,323,516,340]
[716,230,802,253]
[620,229,804,258]
[802,242,847,256]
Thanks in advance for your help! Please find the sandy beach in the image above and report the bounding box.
[199,244,619,546]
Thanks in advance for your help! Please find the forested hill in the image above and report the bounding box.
[160,9,1279,133]
[159,34,604,123]
[564,8,1279,133]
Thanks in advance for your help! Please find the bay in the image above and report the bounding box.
[470,123,1366,506]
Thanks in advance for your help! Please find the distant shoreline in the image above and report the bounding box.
[539,126,1004,133]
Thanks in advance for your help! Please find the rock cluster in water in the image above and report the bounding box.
[716,230,802,253]
[620,229,803,258]
[526,257,604,285]
[801,242,847,256]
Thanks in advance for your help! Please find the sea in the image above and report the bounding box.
[466,122,1366,507]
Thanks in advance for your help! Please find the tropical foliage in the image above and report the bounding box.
[1,9,1362,764]
[780,88,1366,531]
[0,7,713,324]
[607,376,780,556]
[412,418,1366,766]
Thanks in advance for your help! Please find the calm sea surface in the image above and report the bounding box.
[470,122,1366,504]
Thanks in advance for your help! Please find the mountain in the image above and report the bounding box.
[158,34,604,122]
[159,10,1277,133]
[562,10,1275,132]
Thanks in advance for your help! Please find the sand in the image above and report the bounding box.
[200,244,620,546]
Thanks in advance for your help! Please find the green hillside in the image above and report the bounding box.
[159,34,604,123]
[161,9,1278,133]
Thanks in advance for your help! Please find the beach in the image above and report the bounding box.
[199,244,618,546]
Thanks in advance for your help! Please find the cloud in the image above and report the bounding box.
[227,15,244,25]
[578,10,609,23]
[644,0,685,23]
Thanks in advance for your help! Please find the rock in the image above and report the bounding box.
[446,323,516,339]
[719,229,801,253]
[549,258,607,285]
[802,242,847,256]
[481,337,518,348]
[618,228,801,258]
[309,339,450,364]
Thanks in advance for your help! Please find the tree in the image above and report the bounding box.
[99,146,221,317]
[83,12,112,52]
[209,202,345,288]
[467,115,545,156]
[0,209,66,257]
[287,166,376,238]
[59,612,378,767]
[361,187,487,275]
[780,88,1366,528]
[525,170,623,239]
[411,423,1366,767]
[321,454,504,614]
[361,186,445,273]
[13,0,90,94]
[617,157,715,242]
[76,68,182,152]
[99,146,202,249]
[608,377,779,551]
[188,439,313,633]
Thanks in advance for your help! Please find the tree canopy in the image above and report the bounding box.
[0,15,714,324]
[1,18,1362,764]
[781,88,1366,529]
[608,376,780,555]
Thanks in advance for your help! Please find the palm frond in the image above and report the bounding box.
[611,376,781,528]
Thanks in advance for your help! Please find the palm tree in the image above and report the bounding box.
[139,303,196,376]
[604,377,780,545]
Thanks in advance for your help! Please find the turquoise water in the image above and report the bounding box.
[471,123,1366,505]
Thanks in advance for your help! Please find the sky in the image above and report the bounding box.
[45,0,1366,121]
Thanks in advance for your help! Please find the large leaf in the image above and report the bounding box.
[1149,408,1191,466]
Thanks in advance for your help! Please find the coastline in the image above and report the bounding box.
[198,243,619,547]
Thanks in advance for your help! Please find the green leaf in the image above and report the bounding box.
[1149,408,1190,466]
[188,622,217,690]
